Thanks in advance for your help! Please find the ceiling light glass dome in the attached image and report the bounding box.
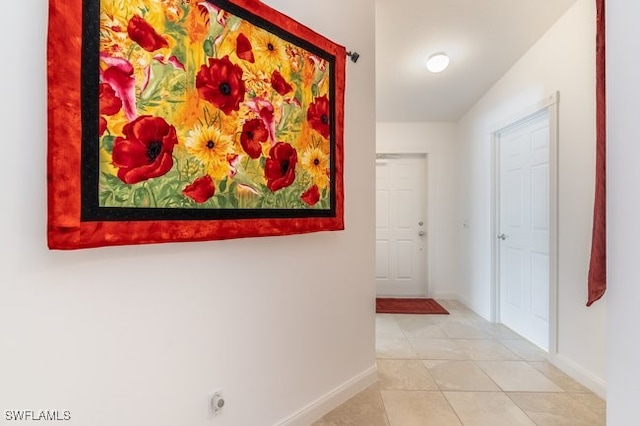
[426,53,450,73]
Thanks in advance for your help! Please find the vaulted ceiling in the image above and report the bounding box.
[375,0,578,122]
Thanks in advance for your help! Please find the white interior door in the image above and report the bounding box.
[498,111,550,350]
[376,155,427,297]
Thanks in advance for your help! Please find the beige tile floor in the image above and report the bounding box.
[313,300,606,426]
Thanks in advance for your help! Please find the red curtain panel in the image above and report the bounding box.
[587,0,606,306]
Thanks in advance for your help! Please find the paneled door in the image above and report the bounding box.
[497,111,550,350]
[375,155,427,296]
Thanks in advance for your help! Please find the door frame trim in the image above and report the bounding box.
[490,92,559,354]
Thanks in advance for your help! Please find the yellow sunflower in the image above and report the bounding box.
[185,125,235,180]
[301,147,330,189]
[251,29,288,72]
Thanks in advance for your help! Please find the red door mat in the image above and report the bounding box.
[375,298,449,315]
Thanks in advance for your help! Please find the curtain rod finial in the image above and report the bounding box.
[346,51,360,63]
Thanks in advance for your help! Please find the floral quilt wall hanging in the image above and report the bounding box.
[47,0,346,249]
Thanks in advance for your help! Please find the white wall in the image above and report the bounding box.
[607,0,640,423]
[376,122,459,299]
[0,1,376,425]
[456,0,606,394]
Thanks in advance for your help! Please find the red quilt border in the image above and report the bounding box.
[47,0,346,250]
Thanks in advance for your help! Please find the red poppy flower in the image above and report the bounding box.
[240,119,268,159]
[236,33,255,63]
[307,95,330,139]
[99,117,108,136]
[112,115,178,184]
[196,56,246,115]
[246,97,276,143]
[127,15,169,52]
[99,83,122,116]
[183,175,216,203]
[301,185,320,206]
[98,83,122,136]
[271,70,292,96]
[265,142,298,192]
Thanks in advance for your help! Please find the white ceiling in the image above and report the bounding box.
[375,0,578,122]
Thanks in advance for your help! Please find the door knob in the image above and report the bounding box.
[497,233,508,241]
[418,231,426,236]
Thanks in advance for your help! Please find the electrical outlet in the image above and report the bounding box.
[210,390,225,415]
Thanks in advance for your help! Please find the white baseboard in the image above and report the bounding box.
[548,353,606,399]
[454,294,472,309]
[276,365,378,426]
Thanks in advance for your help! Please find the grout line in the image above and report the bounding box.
[376,386,393,426]
[370,304,604,426]
[439,390,468,425]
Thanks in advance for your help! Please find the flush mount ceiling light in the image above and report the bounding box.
[426,52,450,73]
